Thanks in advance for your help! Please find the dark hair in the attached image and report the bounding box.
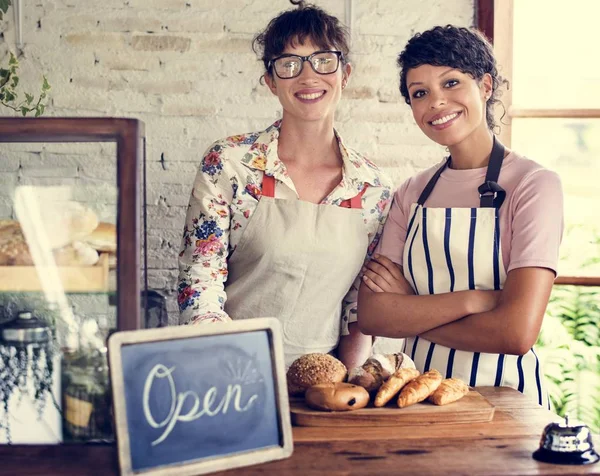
[252,0,350,75]
[397,25,504,130]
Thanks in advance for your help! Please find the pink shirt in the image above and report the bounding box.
[377,151,564,275]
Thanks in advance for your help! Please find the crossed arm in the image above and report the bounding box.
[357,255,554,355]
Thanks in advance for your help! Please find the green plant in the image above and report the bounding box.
[537,286,600,433]
[0,0,50,116]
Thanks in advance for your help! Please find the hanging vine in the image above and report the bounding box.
[0,0,51,116]
[0,343,57,443]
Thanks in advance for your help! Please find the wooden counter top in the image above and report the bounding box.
[1,387,598,475]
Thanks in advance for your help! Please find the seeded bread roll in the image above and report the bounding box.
[0,220,33,265]
[305,382,370,411]
[286,353,347,397]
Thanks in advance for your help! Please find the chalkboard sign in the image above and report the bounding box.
[108,318,293,476]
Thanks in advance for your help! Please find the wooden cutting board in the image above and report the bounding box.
[290,390,495,427]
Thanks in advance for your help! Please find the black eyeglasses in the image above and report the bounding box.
[268,51,343,79]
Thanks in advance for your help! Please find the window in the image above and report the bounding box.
[478,0,600,286]
[479,0,600,430]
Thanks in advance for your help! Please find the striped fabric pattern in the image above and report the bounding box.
[402,203,548,407]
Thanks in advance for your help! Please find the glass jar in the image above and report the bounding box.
[61,346,113,442]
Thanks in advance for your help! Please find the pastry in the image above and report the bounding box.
[286,353,347,397]
[83,222,117,253]
[397,369,443,408]
[53,242,99,266]
[305,382,370,411]
[41,201,99,249]
[428,378,469,406]
[374,368,420,407]
[348,352,416,392]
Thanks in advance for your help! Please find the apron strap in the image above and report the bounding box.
[478,136,507,208]
[262,173,367,209]
[417,158,450,205]
[340,184,368,209]
[261,173,275,198]
[417,136,507,209]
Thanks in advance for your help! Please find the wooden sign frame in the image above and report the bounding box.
[108,318,293,476]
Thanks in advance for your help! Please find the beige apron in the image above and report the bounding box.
[225,174,368,366]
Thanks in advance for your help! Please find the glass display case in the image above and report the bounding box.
[0,117,145,446]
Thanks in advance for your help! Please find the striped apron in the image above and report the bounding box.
[402,137,548,407]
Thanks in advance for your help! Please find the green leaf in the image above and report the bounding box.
[20,106,28,116]
[24,93,33,104]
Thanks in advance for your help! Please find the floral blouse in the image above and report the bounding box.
[177,120,393,334]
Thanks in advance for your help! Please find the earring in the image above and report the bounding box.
[342,80,347,89]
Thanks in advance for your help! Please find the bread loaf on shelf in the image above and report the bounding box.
[53,242,99,266]
[83,222,116,253]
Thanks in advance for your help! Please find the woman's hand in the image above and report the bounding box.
[361,254,414,295]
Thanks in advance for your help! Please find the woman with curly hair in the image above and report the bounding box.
[358,25,563,406]
[177,1,393,369]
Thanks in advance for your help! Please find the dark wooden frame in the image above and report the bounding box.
[476,0,494,43]
[0,117,145,329]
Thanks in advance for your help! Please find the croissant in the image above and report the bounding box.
[428,378,469,406]
[374,368,420,407]
[397,369,443,408]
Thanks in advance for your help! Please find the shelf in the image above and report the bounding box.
[0,253,110,293]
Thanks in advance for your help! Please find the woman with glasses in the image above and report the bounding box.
[357,26,563,406]
[177,0,393,369]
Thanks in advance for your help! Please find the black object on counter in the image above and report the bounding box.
[533,415,599,465]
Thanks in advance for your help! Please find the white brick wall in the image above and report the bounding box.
[0,0,474,328]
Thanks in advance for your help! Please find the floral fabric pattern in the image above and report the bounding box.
[178,121,393,332]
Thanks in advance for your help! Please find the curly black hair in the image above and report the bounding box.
[252,0,350,76]
[397,25,504,130]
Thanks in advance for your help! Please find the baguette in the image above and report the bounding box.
[397,369,443,408]
[374,368,420,407]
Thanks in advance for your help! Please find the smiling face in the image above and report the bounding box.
[406,64,492,147]
[264,38,351,125]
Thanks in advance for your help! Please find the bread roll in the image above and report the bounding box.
[305,382,370,411]
[83,222,116,253]
[348,352,416,393]
[286,353,347,397]
[53,242,99,266]
[41,201,99,249]
[428,378,469,406]
[0,220,33,265]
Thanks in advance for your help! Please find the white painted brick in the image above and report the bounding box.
[146,182,193,207]
[0,198,13,218]
[146,204,187,230]
[0,153,21,172]
[4,0,474,321]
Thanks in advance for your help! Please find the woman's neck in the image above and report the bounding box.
[277,115,341,168]
[448,127,495,170]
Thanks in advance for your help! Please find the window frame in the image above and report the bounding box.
[477,0,600,286]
